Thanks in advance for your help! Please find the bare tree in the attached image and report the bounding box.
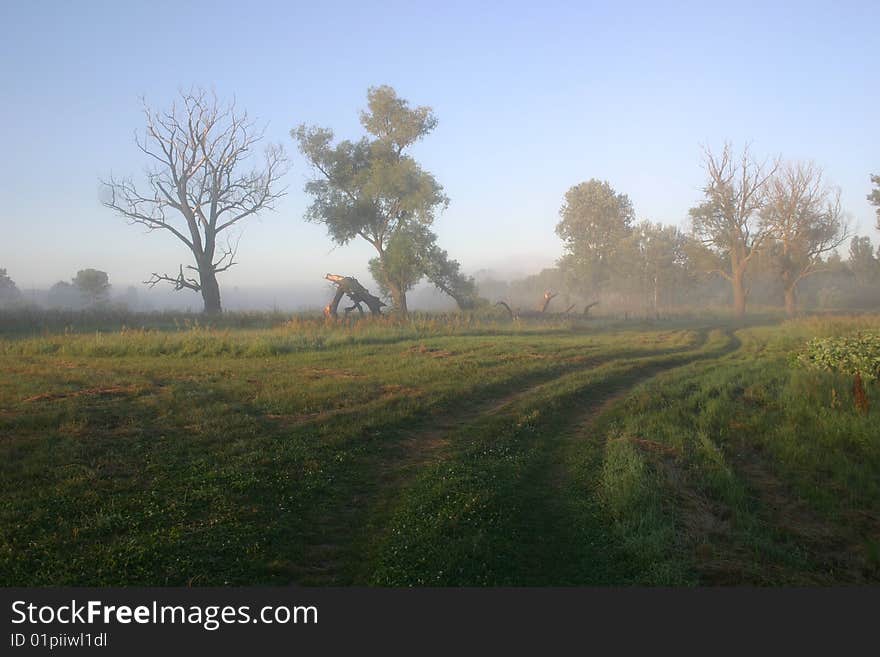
[689,142,778,318]
[762,161,849,316]
[103,88,287,314]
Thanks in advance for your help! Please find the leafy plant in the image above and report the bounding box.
[796,332,880,382]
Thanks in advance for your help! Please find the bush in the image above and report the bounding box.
[796,332,880,382]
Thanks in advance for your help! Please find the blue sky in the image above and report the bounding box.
[1,0,878,295]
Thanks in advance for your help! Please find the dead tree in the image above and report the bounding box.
[102,88,287,314]
[539,290,558,313]
[323,274,386,318]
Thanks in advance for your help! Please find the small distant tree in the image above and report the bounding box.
[868,174,880,230]
[0,268,22,307]
[689,143,778,318]
[761,161,848,316]
[294,86,449,315]
[103,88,287,314]
[121,285,140,311]
[48,281,82,309]
[848,236,879,287]
[73,269,111,306]
[624,221,689,316]
[555,179,634,297]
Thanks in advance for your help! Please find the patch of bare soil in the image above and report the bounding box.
[303,368,366,379]
[266,385,423,429]
[22,385,145,403]
[613,435,680,457]
[379,384,421,397]
[405,344,455,358]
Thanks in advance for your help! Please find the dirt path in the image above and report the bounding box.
[499,333,741,584]
[290,330,726,585]
[288,354,633,585]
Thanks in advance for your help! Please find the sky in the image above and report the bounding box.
[1,0,878,306]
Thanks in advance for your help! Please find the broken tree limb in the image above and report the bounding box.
[344,301,365,315]
[583,301,600,317]
[495,301,514,320]
[564,303,576,314]
[323,274,386,317]
[539,290,558,313]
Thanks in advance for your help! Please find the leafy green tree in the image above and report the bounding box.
[848,236,879,287]
[623,221,689,316]
[0,268,22,307]
[555,179,634,297]
[294,86,448,315]
[72,268,111,306]
[689,143,777,318]
[365,223,479,311]
[422,242,479,310]
[367,223,429,306]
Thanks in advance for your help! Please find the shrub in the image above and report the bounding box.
[796,332,880,382]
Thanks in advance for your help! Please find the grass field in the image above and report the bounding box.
[1,313,878,585]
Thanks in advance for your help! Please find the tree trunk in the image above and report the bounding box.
[731,268,747,319]
[387,280,408,316]
[200,268,222,315]
[652,273,660,319]
[784,284,797,318]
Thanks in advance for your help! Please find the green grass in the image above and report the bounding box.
[1,312,878,585]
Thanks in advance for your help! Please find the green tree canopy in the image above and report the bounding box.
[555,179,634,295]
[620,221,690,315]
[72,268,110,306]
[294,85,461,315]
[0,268,22,307]
[849,236,879,287]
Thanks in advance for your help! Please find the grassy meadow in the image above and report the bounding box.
[1,311,878,585]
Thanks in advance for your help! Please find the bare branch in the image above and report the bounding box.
[103,87,288,313]
[145,265,201,292]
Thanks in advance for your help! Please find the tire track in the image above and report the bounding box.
[502,330,742,584]
[290,330,714,584]
[394,329,712,469]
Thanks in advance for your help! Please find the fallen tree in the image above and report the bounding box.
[323,274,386,317]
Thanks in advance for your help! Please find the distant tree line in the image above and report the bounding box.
[3,87,862,319]
[0,268,119,310]
[486,143,876,319]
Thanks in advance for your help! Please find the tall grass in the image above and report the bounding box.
[0,308,659,357]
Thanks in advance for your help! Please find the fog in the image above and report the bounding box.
[2,4,878,319]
